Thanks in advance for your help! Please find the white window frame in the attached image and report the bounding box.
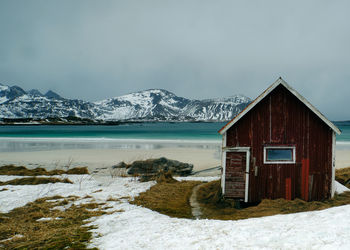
[263,146,296,164]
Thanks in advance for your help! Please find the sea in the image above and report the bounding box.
[0,122,349,152]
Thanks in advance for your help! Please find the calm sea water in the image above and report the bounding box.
[0,123,225,152]
[0,122,226,140]
[0,122,349,140]
[0,122,348,152]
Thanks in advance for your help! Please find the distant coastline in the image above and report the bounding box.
[0,117,229,126]
[1,116,348,126]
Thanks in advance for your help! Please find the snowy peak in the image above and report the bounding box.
[99,89,181,104]
[202,94,251,105]
[0,84,26,104]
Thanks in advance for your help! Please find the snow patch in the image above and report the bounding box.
[2,174,350,249]
[335,180,350,194]
[36,217,62,222]
[0,96,8,104]
[0,234,24,243]
[0,84,9,92]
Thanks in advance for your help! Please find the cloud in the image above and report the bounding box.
[0,0,349,120]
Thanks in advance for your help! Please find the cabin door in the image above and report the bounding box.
[224,148,250,202]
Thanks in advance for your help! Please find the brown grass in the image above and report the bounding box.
[0,165,89,176]
[106,197,120,202]
[0,196,106,249]
[155,170,178,183]
[196,180,350,220]
[336,166,350,188]
[131,167,350,221]
[0,177,73,186]
[131,181,200,218]
[66,167,90,175]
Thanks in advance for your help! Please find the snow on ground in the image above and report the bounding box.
[1,175,350,249]
[0,175,153,213]
[335,181,350,194]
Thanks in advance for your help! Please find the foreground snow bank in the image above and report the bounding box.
[90,204,350,250]
[1,175,350,249]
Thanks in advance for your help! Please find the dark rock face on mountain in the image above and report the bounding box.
[0,83,251,121]
[44,90,63,100]
[28,89,43,97]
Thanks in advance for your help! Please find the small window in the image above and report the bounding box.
[264,146,295,164]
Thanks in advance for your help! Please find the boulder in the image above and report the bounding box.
[112,162,128,169]
[127,157,193,176]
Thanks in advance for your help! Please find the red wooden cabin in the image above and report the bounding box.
[219,78,341,202]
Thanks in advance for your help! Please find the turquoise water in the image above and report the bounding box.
[0,123,226,141]
[0,122,348,141]
[335,122,350,142]
[0,123,226,152]
[0,122,348,152]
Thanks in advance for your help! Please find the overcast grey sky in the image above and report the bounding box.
[0,0,349,120]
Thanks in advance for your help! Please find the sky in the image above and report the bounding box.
[0,0,349,120]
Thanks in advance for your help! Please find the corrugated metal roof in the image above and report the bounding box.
[219,77,341,135]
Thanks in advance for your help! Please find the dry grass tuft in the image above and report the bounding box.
[131,181,200,218]
[0,177,73,186]
[0,165,89,176]
[106,197,120,202]
[0,196,106,249]
[196,180,350,220]
[138,170,179,183]
[155,170,178,183]
[336,166,350,188]
[92,189,103,193]
[66,167,89,175]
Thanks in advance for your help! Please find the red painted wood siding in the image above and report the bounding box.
[225,85,333,202]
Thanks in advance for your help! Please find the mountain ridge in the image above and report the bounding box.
[0,83,251,122]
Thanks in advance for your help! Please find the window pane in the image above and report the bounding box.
[267,149,293,161]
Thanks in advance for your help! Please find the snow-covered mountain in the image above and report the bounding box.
[94,89,191,121]
[0,83,96,119]
[94,89,251,121]
[0,83,251,122]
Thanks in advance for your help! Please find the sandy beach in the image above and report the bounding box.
[0,145,349,173]
[0,147,222,173]
[335,149,350,169]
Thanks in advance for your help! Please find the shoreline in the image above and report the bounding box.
[0,147,222,174]
[1,136,349,144]
[0,137,221,144]
[0,146,348,173]
[0,137,349,173]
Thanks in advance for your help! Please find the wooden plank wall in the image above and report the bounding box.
[226,85,332,202]
[225,152,246,198]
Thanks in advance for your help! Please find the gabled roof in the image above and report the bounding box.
[219,77,341,135]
